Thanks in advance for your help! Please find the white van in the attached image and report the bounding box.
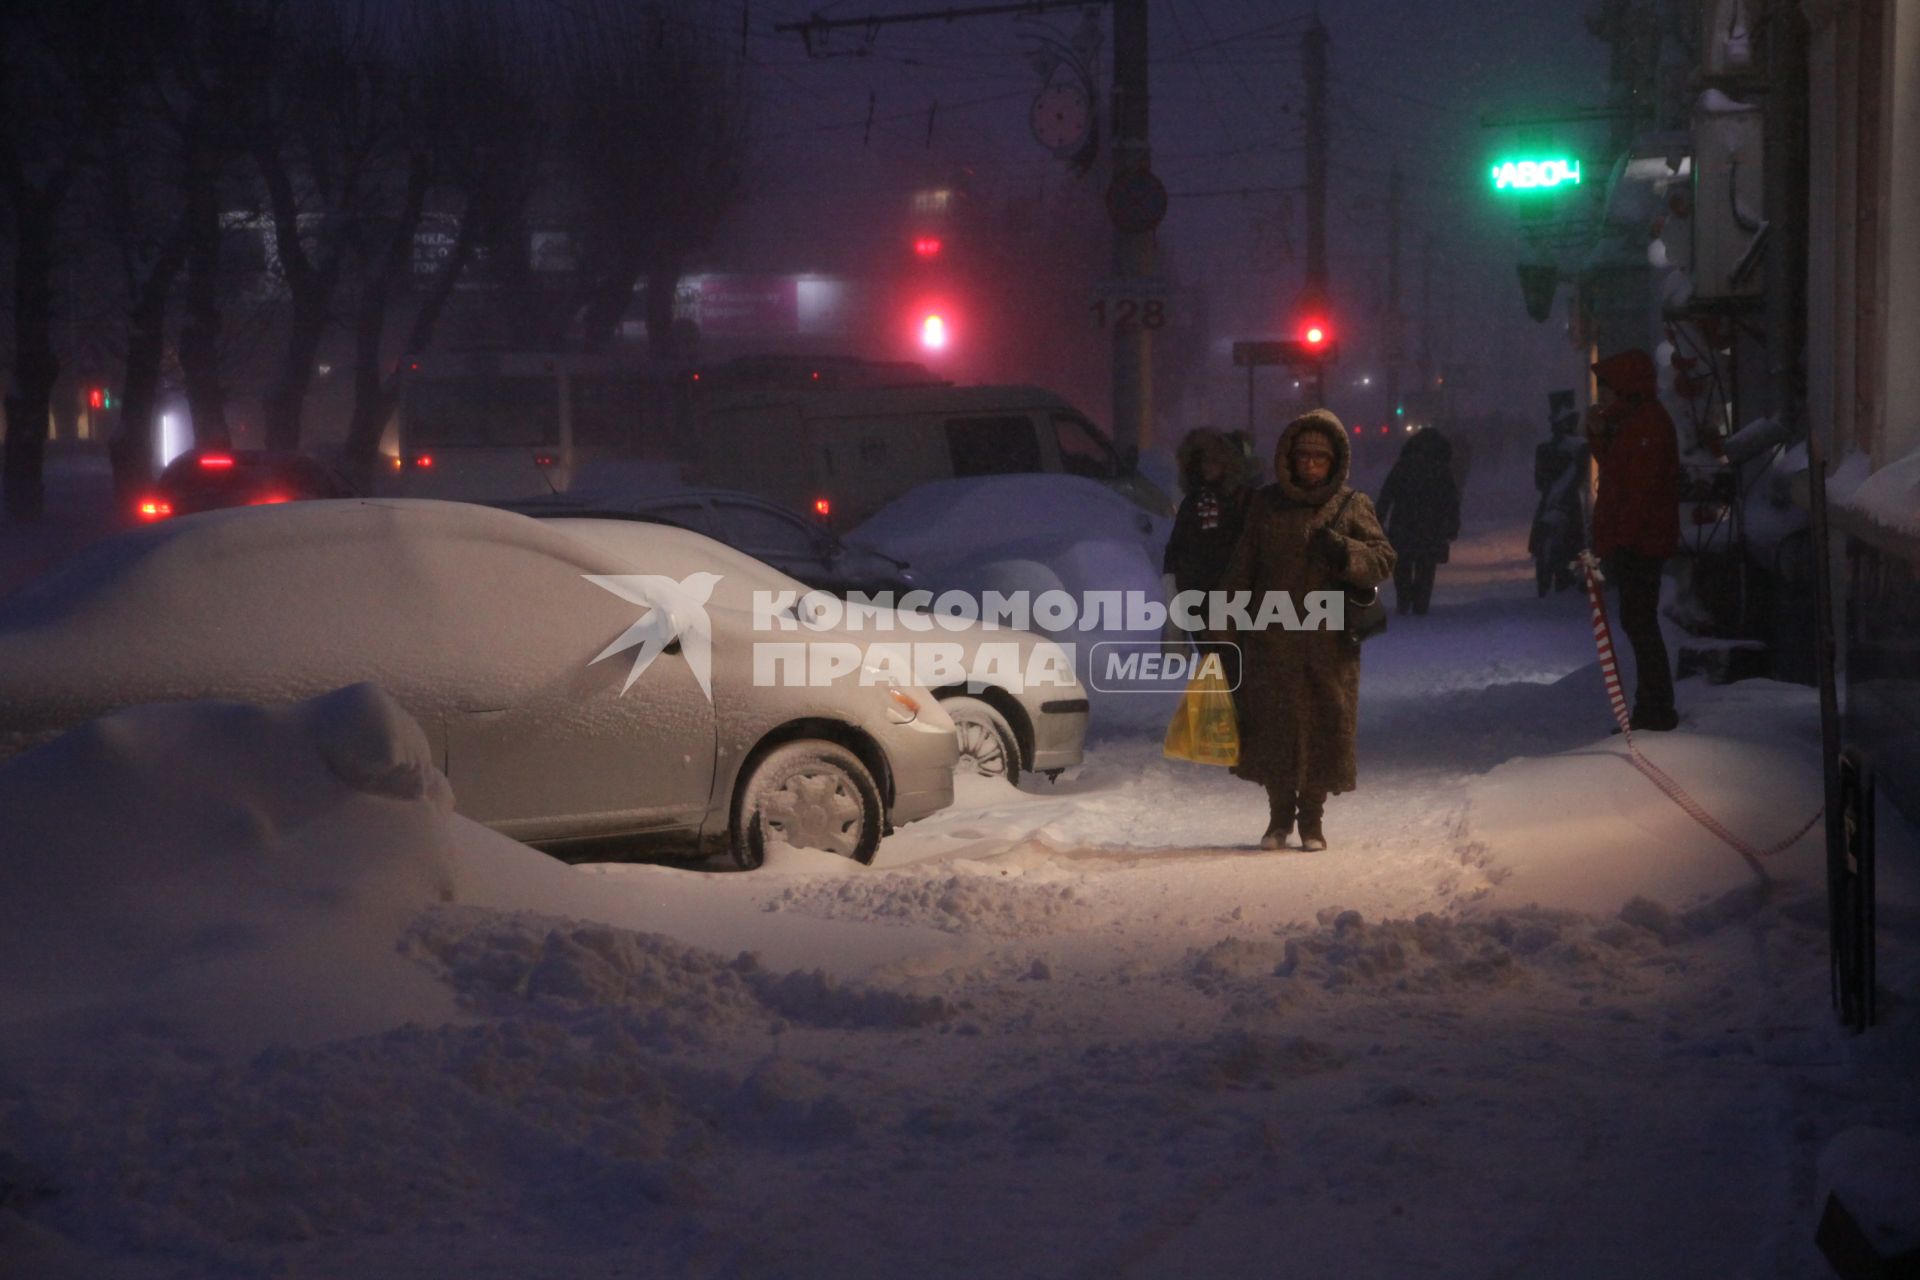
[688,384,1171,528]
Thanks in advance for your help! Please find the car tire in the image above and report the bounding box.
[941,695,1022,785]
[731,740,883,871]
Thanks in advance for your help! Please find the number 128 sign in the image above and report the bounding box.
[1091,278,1168,331]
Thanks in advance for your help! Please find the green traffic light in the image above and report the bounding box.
[1395,405,1404,416]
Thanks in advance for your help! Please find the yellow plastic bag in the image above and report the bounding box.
[1163,668,1240,767]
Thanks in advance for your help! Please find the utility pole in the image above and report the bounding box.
[1385,165,1403,419]
[1300,15,1329,406]
[1109,0,1154,459]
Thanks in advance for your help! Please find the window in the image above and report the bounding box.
[404,376,559,447]
[719,502,823,557]
[946,415,1043,477]
[1052,413,1119,479]
[571,374,653,448]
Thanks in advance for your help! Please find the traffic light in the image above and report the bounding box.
[918,311,949,351]
[88,386,114,410]
[913,236,943,260]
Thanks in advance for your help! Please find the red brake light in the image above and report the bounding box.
[248,492,292,505]
[136,497,173,520]
[914,236,943,259]
[411,453,434,469]
[198,453,235,469]
[813,497,831,518]
[533,452,556,469]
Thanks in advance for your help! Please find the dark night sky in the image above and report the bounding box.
[703,0,1615,435]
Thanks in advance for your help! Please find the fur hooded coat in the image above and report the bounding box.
[1217,411,1396,795]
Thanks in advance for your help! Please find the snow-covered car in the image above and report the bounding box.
[0,499,957,868]
[547,516,1089,785]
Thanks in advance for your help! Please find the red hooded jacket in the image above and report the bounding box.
[1587,349,1681,559]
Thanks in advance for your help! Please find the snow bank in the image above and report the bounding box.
[1463,679,1824,920]
[0,683,458,1052]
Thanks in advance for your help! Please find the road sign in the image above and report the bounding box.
[1106,170,1169,234]
[1233,339,1339,368]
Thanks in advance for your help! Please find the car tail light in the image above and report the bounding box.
[136,497,173,520]
[813,496,831,519]
[198,453,235,469]
[248,492,292,505]
[410,453,434,469]
[533,452,557,469]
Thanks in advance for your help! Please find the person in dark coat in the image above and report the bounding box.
[1217,410,1396,851]
[1164,428,1254,597]
[1587,348,1682,732]
[1164,427,1254,689]
[1374,427,1460,616]
[1530,394,1589,595]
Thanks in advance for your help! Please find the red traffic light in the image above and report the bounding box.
[88,387,105,410]
[914,236,943,259]
[919,312,949,351]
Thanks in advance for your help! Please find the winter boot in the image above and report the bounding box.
[1297,790,1328,851]
[1261,787,1295,851]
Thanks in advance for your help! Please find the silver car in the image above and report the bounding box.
[0,499,956,868]
[546,517,1090,786]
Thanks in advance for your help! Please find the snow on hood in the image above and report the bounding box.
[0,684,459,1052]
[0,498,647,739]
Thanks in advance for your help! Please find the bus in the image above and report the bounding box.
[378,350,692,500]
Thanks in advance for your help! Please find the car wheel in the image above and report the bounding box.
[731,740,883,871]
[941,695,1021,785]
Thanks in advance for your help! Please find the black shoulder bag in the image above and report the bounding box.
[1328,489,1389,643]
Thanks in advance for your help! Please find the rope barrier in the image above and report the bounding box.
[1577,551,1822,870]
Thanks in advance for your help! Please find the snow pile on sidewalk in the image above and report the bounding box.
[0,682,459,1052]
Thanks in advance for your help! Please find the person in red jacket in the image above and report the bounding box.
[1586,348,1681,731]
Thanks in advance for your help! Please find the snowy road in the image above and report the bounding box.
[4,517,1913,1280]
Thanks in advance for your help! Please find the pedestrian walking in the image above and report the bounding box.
[1530,391,1591,595]
[1586,349,1682,732]
[1164,428,1255,598]
[1164,427,1255,690]
[1375,427,1460,616]
[1218,410,1396,851]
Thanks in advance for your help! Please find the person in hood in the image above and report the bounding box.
[1375,427,1460,616]
[1587,349,1681,732]
[1217,410,1396,851]
[1164,427,1254,600]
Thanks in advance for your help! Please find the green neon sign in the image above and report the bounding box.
[1490,157,1581,193]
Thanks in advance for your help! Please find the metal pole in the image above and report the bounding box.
[1386,166,1403,420]
[1247,362,1256,436]
[1302,18,1329,302]
[1111,0,1154,457]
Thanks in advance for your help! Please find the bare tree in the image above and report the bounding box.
[0,0,130,520]
[550,0,748,355]
[337,0,546,479]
